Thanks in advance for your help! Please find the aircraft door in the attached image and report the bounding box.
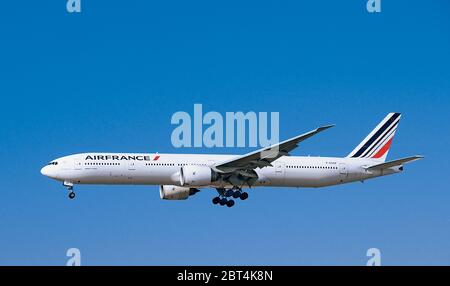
[128,161,136,171]
[73,160,82,171]
[126,161,136,180]
[274,162,286,183]
[275,162,285,173]
[339,163,348,181]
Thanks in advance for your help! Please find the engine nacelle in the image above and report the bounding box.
[180,165,216,187]
[160,185,201,200]
[160,185,191,200]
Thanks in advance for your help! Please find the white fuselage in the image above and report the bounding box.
[40,153,401,189]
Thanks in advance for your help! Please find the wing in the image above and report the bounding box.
[365,155,424,170]
[213,125,334,173]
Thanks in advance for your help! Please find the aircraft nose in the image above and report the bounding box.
[41,166,51,177]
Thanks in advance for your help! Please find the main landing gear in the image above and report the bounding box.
[64,181,76,200]
[212,187,248,208]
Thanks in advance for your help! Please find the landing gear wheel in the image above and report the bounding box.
[212,197,220,205]
[64,182,75,200]
[232,191,241,199]
[239,192,249,201]
[226,199,235,208]
[219,198,228,206]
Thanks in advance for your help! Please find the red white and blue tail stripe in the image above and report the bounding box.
[347,113,401,162]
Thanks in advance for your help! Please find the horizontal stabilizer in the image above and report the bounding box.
[365,155,424,170]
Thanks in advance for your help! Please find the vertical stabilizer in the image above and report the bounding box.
[347,113,401,162]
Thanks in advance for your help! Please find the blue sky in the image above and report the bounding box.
[0,1,449,265]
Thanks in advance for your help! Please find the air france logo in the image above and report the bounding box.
[84,155,162,161]
[86,155,151,161]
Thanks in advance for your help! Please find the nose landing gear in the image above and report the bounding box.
[68,188,76,199]
[64,181,76,200]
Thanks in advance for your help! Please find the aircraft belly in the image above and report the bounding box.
[71,168,178,185]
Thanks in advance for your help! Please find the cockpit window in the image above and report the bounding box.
[48,162,58,165]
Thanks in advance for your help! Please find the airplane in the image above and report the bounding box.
[40,113,423,207]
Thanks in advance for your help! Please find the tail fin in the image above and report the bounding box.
[347,112,401,162]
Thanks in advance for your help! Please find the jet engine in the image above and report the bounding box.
[159,185,200,200]
[180,165,217,187]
